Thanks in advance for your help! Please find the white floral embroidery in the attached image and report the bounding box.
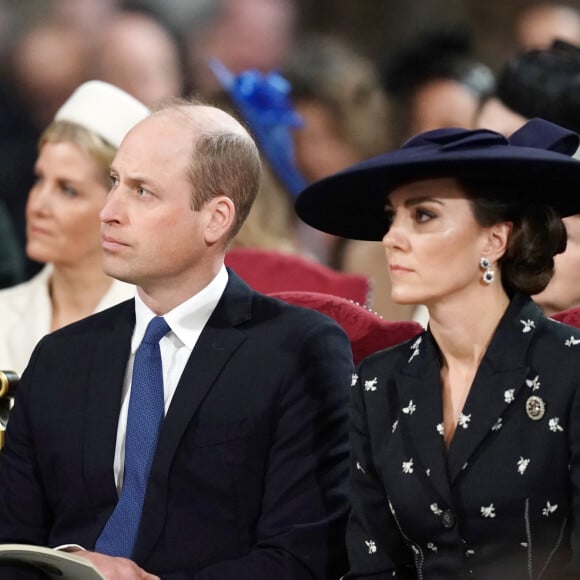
[542,501,558,517]
[462,462,468,471]
[392,420,399,433]
[504,389,515,404]
[491,417,503,431]
[481,504,496,518]
[408,337,422,363]
[520,542,528,548]
[425,468,431,477]
[364,377,378,392]
[436,422,444,436]
[517,457,530,475]
[465,549,475,557]
[565,335,580,347]
[426,542,438,552]
[402,400,416,415]
[351,373,358,387]
[365,539,377,554]
[402,459,414,474]
[520,319,535,333]
[549,417,564,432]
[526,375,541,391]
[356,462,365,474]
[458,413,471,429]
[430,503,443,516]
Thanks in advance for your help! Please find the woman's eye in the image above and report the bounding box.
[415,208,435,223]
[109,174,119,188]
[62,184,78,198]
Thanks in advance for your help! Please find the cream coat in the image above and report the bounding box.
[0,265,134,375]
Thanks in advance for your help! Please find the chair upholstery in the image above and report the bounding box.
[270,290,423,365]
[225,247,370,305]
[551,305,580,327]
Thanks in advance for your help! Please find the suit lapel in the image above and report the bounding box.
[135,271,252,562]
[446,295,539,482]
[394,333,453,504]
[84,302,135,513]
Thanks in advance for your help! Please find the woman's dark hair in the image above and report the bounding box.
[459,179,567,296]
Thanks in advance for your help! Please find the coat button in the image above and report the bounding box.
[441,509,456,528]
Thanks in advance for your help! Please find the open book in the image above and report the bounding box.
[0,544,105,579]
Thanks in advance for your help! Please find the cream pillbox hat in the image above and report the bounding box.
[54,80,150,148]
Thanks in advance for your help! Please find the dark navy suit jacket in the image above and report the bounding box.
[0,271,353,579]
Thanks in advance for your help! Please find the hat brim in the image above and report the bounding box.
[295,145,580,241]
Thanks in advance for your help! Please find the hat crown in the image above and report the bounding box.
[55,80,149,148]
[402,118,578,156]
[403,128,506,151]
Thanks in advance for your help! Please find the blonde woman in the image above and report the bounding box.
[0,81,148,374]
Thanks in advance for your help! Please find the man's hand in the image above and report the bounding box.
[75,551,160,580]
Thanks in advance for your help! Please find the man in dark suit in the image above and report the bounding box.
[0,100,352,579]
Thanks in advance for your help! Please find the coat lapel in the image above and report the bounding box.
[446,295,540,482]
[394,333,453,504]
[135,271,253,562]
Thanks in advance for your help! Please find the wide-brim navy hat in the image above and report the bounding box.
[295,118,580,241]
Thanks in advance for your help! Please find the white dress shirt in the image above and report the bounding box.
[113,266,229,490]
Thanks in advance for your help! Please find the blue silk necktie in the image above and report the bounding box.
[95,316,170,557]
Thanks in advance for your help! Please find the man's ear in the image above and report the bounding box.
[204,195,236,244]
[483,221,513,262]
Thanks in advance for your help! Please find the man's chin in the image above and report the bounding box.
[103,265,134,286]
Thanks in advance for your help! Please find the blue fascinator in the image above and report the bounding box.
[209,58,307,197]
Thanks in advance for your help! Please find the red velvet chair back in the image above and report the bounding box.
[225,247,370,305]
[270,290,424,365]
[551,306,580,327]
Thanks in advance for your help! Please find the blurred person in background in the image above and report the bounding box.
[381,24,495,145]
[52,0,119,49]
[0,81,148,375]
[475,39,580,317]
[512,1,580,52]
[284,35,420,322]
[0,201,25,289]
[94,8,184,108]
[0,22,91,279]
[185,0,297,92]
[206,58,306,253]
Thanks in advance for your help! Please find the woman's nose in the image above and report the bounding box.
[27,182,51,214]
[382,217,407,250]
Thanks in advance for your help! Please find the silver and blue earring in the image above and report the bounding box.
[480,257,494,284]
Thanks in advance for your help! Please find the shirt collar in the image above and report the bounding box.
[132,265,229,353]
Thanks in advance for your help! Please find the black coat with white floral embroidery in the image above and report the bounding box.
[346,294,580,580]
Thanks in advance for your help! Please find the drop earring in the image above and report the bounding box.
[480,257,494,284]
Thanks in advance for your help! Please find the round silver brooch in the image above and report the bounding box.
[525,395,545,421]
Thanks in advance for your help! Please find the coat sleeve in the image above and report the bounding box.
[343,367,414,580]
[164,317,352,580]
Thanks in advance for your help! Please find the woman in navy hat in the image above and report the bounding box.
[296,118,580,579]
